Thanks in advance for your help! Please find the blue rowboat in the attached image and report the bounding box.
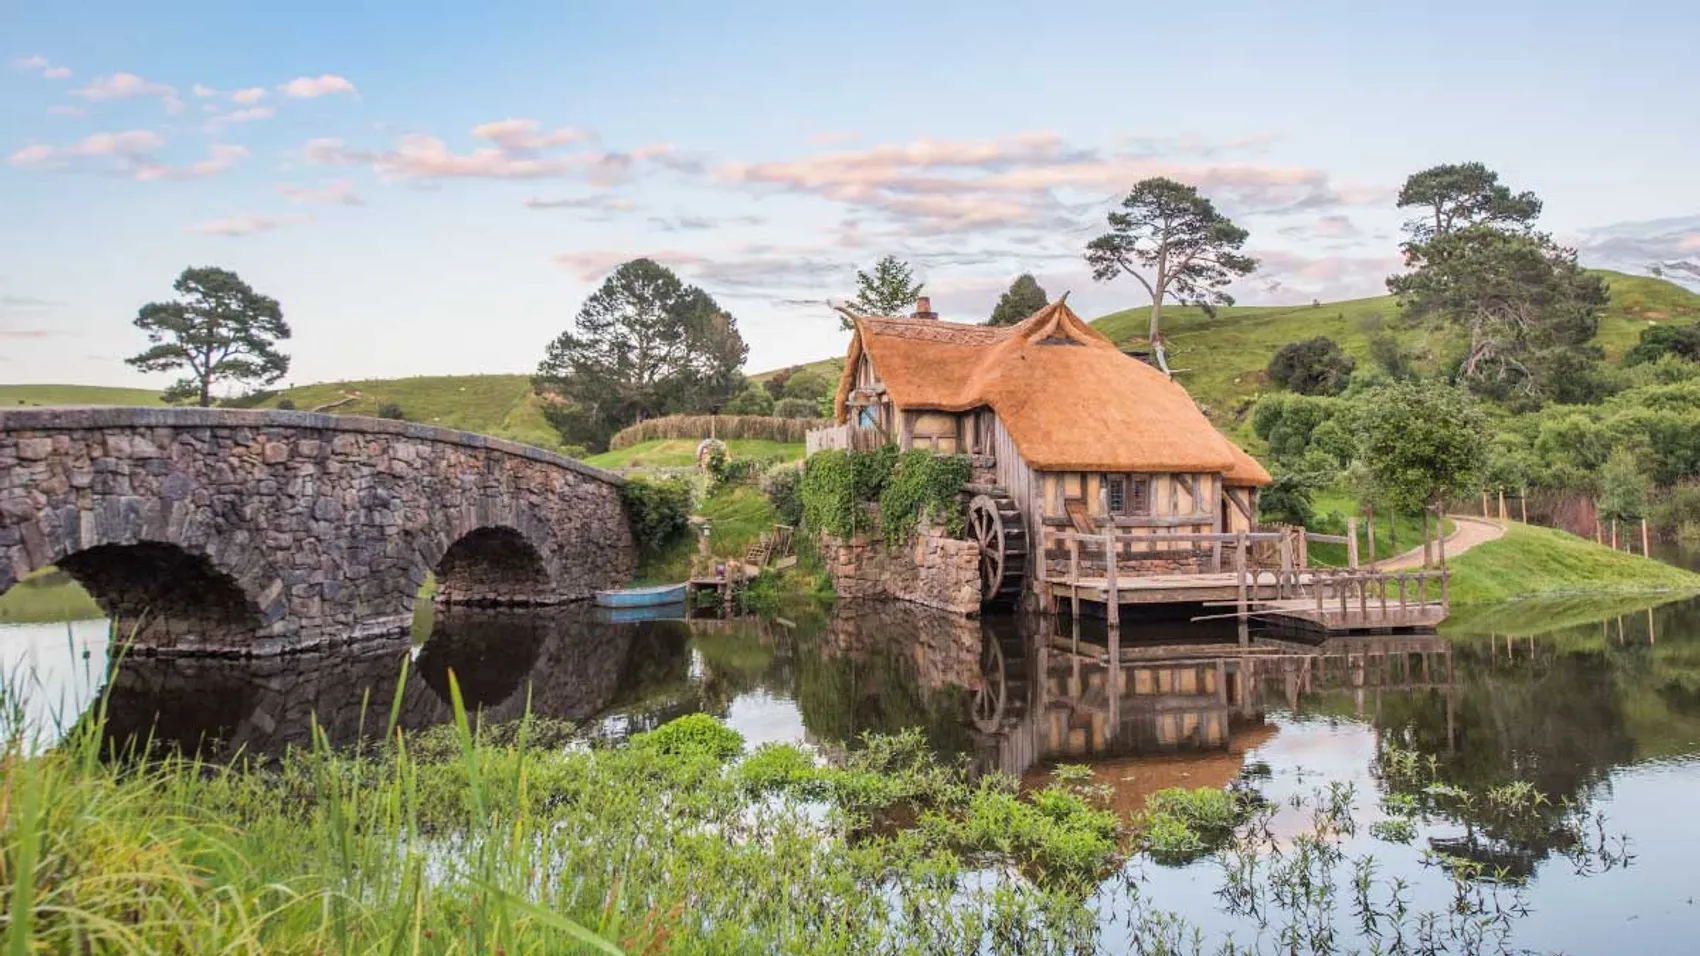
[595,601,688,623]
[594,583,687,608]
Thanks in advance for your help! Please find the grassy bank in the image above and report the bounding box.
[634,483,780,584]
[0,570,101,624]
[1446,522,1700,603]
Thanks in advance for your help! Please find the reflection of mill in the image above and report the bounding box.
[973,618,1459,800]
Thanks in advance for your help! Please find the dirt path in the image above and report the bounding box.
[1376,515,1505,571]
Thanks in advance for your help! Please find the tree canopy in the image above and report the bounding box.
[1353,382,1486,512]
[1386,163,1607,406]
[845,256,923,328]
[1085,177,1256,375]
[1267,337,1355,396]
[126,266,291,407]
[986,273,1049,326]
[534,258,748,450]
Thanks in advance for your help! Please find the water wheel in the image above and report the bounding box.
[972,624,1031,733]
[968,492,1027,605]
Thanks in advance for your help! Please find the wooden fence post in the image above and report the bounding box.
[1481,491,1490,517]
[1366,505,1377,570]
[1519,490,1528,524]
[1234,532,1248,645]
[1103,532,1119,629]
[1498,489,1507,521]
[1437,506,1447,568]
[1642,518,1651,558]
[1611,520,1619,551]
[1346,516,1359,569]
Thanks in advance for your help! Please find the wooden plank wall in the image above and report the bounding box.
[992,416,1041,589]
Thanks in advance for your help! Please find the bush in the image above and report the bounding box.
[781,370,832,401]
[1652,481,1700,538]
[608,414,829,449]
[1625,323,1700,367]
[632,714,744,762]
[376,401,407,421]
[800,446,897,538]
[762,367,796,399]
[878,450,971,545]
[1268,337,1355,396]
[1250,393,1344,465]
[723,387,774,416]
[774,397,820,419]
[275,397,297,411]
[619,476,694,554]
[1138,787,1254,866]
[761,462,805,527]
[1259,472,1314,526]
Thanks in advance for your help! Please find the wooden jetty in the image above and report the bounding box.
[1040,529,1449,635]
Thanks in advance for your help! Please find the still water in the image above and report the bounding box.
[5,594,1700,951]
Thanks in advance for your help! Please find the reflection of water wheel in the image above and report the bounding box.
[972,628,1030,733]
[968,493,1027,605]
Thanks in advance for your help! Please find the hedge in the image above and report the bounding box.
[609,414,833,450]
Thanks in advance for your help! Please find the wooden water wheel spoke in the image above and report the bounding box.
[968,493,1024,606]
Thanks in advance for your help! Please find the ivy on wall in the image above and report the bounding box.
[801,446,969,544]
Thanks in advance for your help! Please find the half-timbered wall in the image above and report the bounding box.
[1037,469,1222,577]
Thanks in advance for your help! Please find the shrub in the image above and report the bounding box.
[1598,447,1650,521]
[762,367,796,399]
[878,450,971,545]
[1268,337,1355,396]
[800,446,897,538]
[735,743,821,794]
[723,387,774,416]
[376,401,407,420]
[1259,472,1314,527]
[781,370,832,401]
[619,476,694,554]
[1652,480,1700,538]
[1138,786,1254,866]
[774,397,819,419]
[631,714,744,762]
[275,397,297,411]
[608,414,829,449]
[761,462,805,527]
[1624,323,1700,367]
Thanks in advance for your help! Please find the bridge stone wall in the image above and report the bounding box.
[0,407,635,655]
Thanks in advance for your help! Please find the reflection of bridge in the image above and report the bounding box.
[0,408,634,654]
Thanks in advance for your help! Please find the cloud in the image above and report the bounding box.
[552,243,850,293]
[1279,214,1360,240]
[648,214,767,232]
[523,194,639,216]
[13,55,71,79]
[1243,248,1403,303]
[10,133,247,181]
[73,71,174,101]
[809,131,859,146]
[186,213,312,237]
[719,132,1384,234]
[1576,215,1700,289]
[471,118,592,151]
[211,106,274,124]
[277,178,362,206]
[279,74,357,98]
[231,87,267,105]
[192,84,218,98]
[301,137,358,166]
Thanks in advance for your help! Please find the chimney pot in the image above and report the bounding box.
[911,296,937,320]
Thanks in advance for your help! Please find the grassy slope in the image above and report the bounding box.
[1088,271,1700,430]
[0,385,166,407]
[584,439,805,470]
[1446,522,1700,604]
[750,357,843,386]
[634,484,779,584]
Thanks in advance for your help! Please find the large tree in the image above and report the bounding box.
[126,267,291,407]
[985,273,1049,326]
[535,258,748,450]
[1085,177,1257,375]
[1386,163,1607,405]
[1354,382,1486,565]
[845,255,923,327]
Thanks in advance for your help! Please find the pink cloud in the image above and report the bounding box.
[279,74,356,98]
[471,118,592,151]
[73,72,174,101]
[192,84,218,98]
[809,131,859,146]
[1681,234,1700,252]
[211,106,274,124]
[231,87,267,105]
[186,213,312,237]
[10,132,247,181]
[13,55,71,79]
[277,179,363,206]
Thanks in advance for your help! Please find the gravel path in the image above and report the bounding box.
[1377,515,1505,570]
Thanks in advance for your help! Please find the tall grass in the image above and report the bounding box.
[608,415,831,450]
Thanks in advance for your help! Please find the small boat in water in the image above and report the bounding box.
[595,601,688,623]
[594,583,687,608]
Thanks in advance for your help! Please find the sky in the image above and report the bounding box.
[3,0,1699,392]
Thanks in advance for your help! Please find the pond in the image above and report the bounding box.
[4,590,1700,951]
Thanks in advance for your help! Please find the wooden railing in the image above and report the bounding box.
[804,423,888,455]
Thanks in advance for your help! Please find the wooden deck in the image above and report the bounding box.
[1041,530,1449,635]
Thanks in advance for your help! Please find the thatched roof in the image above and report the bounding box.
[833,300,1273,483]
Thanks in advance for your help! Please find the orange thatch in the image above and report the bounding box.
[834,299,1272,483]
[1222,438,1273,487]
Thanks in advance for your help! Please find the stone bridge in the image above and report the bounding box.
[0,407,635,655]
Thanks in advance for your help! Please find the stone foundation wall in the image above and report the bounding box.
[822,526,982,616]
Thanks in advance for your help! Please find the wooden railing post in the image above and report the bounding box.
[1103,532,1119,629]
[1068,535,1081,618]
[1437,507,1447,568]
[1642,518,1651,558]
[1234,532,1248,645]
[1346,516,1360,569]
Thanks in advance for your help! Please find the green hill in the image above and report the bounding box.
[0,384,167,407]
[1088,271,1700,424]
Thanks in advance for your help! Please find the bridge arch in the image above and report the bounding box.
[1,407,635,655]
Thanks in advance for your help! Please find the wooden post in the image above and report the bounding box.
[1611,520,1618,551]
[1234,532,1248,645]
[1347,516,1360,569]
[1366,505,1377,570]
[1594,514,1602,545]
[1498,489,1507,521]
[1481,491,1490,517]
[1068,535,1081,619]
[1437,506,1447,568]
[1103,532,1119,629]
[1642,518,1651,558]
[1422,510,1433,568]
[1520,490,1528,524]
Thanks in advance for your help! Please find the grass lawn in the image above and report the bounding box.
[634,484,779,584]
[749,357,844,386]
[1445,522,1700,604]
[585,439,805,470]
[1304,491,1449,567]
[0,385,166,407]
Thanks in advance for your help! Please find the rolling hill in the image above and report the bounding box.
[5,271,1695,455]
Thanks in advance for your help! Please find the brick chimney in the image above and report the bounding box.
[911,296,938,320]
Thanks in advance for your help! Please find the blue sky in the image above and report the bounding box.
[4,0,1698,391]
